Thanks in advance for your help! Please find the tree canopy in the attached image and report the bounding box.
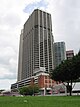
[19,85,39,96]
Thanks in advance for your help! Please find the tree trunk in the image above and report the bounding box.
[69,80,72,96]
[66,82,69,96]
[69,86,72,96]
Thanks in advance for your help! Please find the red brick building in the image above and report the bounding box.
[11,71,56,95]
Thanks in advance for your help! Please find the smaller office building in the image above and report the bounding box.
[66,50,74,60]
[53,42,66,68]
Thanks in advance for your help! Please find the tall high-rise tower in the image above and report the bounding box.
[17,9,54,81]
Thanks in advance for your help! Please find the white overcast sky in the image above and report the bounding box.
[0,0,80,90]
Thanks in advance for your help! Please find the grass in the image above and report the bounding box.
[0,96,80,107]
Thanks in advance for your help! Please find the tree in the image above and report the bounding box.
[51,52,80,96]
[0,90,5,94]
[19,85,39,96]
[19,86,29,95]
[33,85,39,94]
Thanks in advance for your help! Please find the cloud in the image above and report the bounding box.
[0,0,27,89]
[4,12,21,28]
[0,79,16,90]
[0,47,17,80]
[0,67,16,79]
[46,0,80,53]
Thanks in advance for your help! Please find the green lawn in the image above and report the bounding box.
[0,96,80,107]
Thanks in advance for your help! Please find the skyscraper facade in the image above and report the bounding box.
[17,30,23,81]
[17,9,54,81]
[53,42,66,68]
